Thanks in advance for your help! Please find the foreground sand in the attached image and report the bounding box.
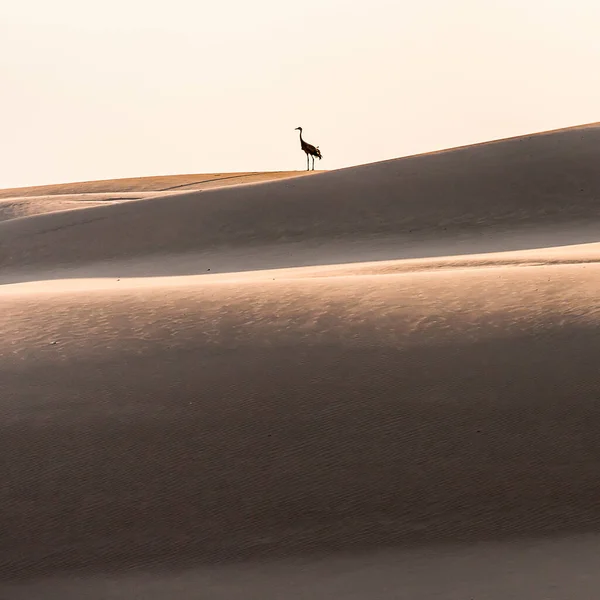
[2,124,600,597]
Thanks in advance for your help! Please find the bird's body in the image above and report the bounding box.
[295,127,322,171]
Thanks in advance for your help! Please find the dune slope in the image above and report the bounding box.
[2,265,600,580]
[2,123,600,277]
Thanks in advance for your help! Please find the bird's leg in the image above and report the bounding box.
[306,153,309,171]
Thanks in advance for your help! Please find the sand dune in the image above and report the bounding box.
[0,193,148,223]
[3,123,600,280]
[0,170,315,200]
[2,123,600,596]
[0,171,311,224]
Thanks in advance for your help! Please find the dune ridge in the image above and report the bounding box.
[0,171,313,225]
[2,123,600,596]
[0,171,316,200]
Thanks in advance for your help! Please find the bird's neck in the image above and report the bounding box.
[298,130,304,141]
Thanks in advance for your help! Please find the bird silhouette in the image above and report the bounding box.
[295,127,322,171]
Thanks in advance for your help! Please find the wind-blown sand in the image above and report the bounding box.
[2,124,600,598]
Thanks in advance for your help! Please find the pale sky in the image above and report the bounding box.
[2,0,600,188]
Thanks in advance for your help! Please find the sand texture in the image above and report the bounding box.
[2,123,600,597]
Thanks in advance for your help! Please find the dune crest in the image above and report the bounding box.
[0,171,313,224]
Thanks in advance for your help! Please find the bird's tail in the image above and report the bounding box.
[316,146,323,159]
